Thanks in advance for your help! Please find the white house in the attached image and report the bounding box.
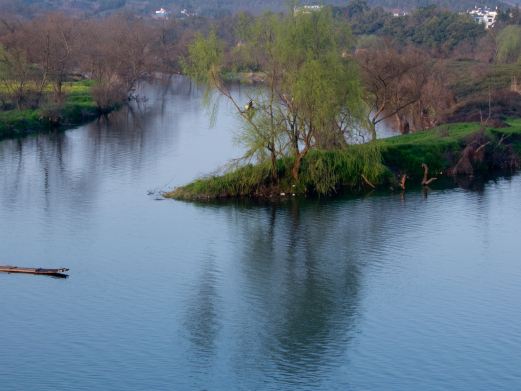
[391,9,408,17]
[180,9,196,18]
[294,5,323,15]
[468,6,498,29]
[154,8,168,19]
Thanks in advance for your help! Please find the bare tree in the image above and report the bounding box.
[0,46,33,109]
[80,15,154,110]
[357,45,430,138]
[25,13,80,104]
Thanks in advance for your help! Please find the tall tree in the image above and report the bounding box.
[356,44,449,136]
[25,13,80,104]
[183,9,367,181]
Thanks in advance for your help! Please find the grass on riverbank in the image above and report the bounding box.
[166,119,521,201]
[0,81,101,139]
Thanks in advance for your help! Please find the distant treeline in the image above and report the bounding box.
[0,0,519,18]
[0,14,197,113]
[0,1,520,133]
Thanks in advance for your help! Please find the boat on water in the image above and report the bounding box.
[0,266,69,278]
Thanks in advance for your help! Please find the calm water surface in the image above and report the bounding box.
[1,77,521,390]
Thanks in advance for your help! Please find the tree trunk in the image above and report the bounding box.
[292,153,304,181]
[55,80,64,104]
[270,147,278,182]
[369,121,377,141]
[395,113,410,134]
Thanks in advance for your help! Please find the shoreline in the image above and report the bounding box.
[165,119,521,201]
[0,81,117,141]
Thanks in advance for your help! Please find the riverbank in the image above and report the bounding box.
[0,81,112,140]
[166,119,521,201]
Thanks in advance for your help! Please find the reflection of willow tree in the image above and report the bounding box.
[184,250,220,359]
[253,201,360,378]
[186,195,457,385]
[217,199,376,381]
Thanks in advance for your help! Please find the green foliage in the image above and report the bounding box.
[0,45,6,78]
[184,8,369,182]
[300,144,388,194]
[0,81,99,139]
[166,147,388,200]
[381,6,486,52]
[365,0,503,11]
[0,109,40,137]
[496,6,521,26]
[287,12,365,135]
[333,3,391,35]
[169,162,274,199]
[167,120,521,200]
[3,0,512,16]
[335,3,486,51]
[182,31,223,84]
[496,26,521,64]
[447,61,520,99]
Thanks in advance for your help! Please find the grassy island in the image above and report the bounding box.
[168,7,521,202]
[166,119,521,201]
[0,81,108,140]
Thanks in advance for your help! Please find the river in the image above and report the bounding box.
[1,77,520,390]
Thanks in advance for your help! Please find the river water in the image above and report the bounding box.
[1,77,521,390]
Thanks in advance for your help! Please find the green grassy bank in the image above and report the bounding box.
[166,119,521,201]
[0,81,106,140]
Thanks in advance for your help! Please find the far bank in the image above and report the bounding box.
[0,81,119,140]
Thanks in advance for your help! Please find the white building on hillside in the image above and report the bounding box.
[391,9,408,17]
[154,8,168,19]
[180,9,196,18]
[468,6,498,29]
[294,5,323,15]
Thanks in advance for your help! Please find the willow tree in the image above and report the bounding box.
[183,8,366,181]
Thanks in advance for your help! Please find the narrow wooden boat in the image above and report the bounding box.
[0,266,69,278]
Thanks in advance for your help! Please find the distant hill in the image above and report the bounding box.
[0,0,518,17]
